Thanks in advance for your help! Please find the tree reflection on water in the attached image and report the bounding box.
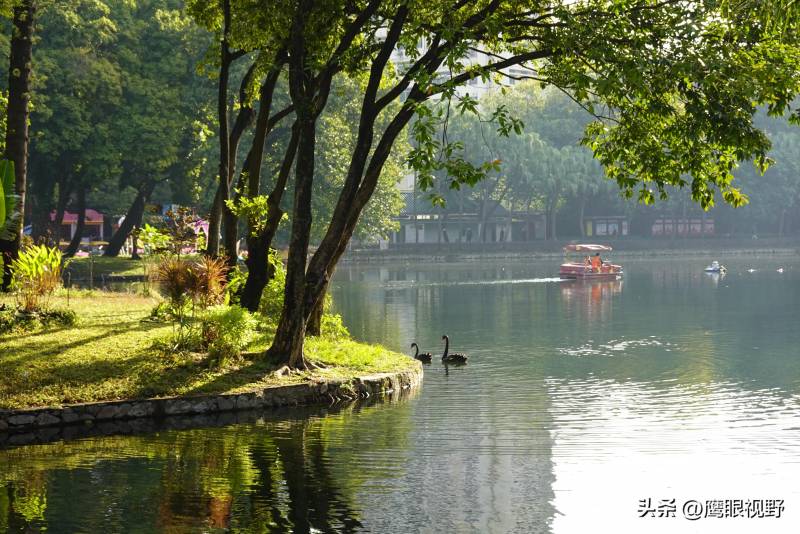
[0,392,416,533]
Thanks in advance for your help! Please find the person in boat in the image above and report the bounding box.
[591,252,603,272]
[583,255,591,269]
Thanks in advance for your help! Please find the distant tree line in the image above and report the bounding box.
[435,84,800,239]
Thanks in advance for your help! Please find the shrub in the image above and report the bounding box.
[199,305,256,364]
[11,245,65,312]
[139,224,171,255]
[40,308,77,327]
[258,250,286,318]
[225,265,247,305]
[186,256,228,308]
[320,313,350,340]
[0,304,76,334]
[154,256,192,310]
[154,256,228,312]
[164,207,198,255]
[147,300,187,322]
[0,306,14,333]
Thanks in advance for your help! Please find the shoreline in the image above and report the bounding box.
[341,238,800,264]
[0,365,423,444]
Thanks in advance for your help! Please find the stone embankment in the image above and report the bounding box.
[0,366,422,446]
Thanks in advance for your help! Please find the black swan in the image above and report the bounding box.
[411,343,432,363]
[441,335,468,364]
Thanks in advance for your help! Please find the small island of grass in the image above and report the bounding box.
[0,292,418,413]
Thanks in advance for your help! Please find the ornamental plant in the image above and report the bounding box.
[0,159,20,241]
[11,245,65,312]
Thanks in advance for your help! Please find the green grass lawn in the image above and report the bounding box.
[0,292,417,410]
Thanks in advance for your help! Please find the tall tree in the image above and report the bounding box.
[102,0,215,256]
[0,0,35,290]
[243,0,800,369]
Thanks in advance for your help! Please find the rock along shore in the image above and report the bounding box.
[0,365,422,446]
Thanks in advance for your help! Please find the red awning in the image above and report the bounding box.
[564,243,613,253]
[50,209,104,224]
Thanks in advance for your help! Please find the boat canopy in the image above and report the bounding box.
[564,244,613,253]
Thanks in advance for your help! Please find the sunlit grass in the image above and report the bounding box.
[0,292,417,410]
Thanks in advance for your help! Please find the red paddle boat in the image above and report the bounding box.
[559,244,623,280]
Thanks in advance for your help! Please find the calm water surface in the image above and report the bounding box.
[2,256,800,533]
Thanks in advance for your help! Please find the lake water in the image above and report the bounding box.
[2,256,799,533]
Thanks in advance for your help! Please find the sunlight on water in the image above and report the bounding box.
[557,336,678,357]
[548,378,800,533]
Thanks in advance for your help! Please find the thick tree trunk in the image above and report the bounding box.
[63,186,86,257]
[305,286,325,336]
[240,124,299,312]
[240,232,274,311]
[1,0,36,291]
[267,4,316,369]
[270,4,412,365]
[267,117,315,368]
[103,181,153,257]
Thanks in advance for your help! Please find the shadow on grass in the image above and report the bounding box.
[1,336,290,408]
[1,320,164,360]
[174,351,288,398]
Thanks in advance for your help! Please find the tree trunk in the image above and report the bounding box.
[206,0,234,259]
[0,239,13,291]
[63,185,86,257]
[266,117,315,368]
[267,4,316,369]
[546,203,558,241]
[578,197,586,237]
[221,197,238,262]
[306,286,325,336]
[240,124,299,312]
[51,179,71,245]
[103,181,153,257]
[0,0,36,291]
[205,186,223,256]
[551,206,557,240]
[29,166,55,244]
[240,232,274,311]
[221,66,258,267]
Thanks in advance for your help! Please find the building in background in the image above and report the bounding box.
[391,173,546,244]
[50,209,105,242]
[583,216,629,237]
[651,217,715,237]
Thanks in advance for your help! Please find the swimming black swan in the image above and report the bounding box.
[411,343,432,363]
[441,335,468,364]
